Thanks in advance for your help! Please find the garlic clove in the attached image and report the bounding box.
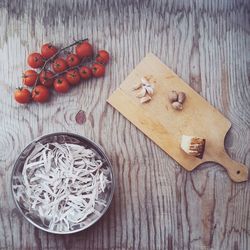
[136,87,147,98]
[144,86,154,96]
[141,77,150,85]
[132,82,142,90]
[140,95,152,103]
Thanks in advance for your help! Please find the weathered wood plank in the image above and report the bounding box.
[0,0,249,249]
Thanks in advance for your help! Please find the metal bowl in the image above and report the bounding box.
[11,132,115,234]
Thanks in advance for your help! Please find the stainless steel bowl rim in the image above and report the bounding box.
[11,132,115,234]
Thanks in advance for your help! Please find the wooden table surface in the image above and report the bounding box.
[0,0,249,249]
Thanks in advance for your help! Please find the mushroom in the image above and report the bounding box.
[180,135,206,159]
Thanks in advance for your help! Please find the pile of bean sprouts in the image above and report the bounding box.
[13,142,111,232]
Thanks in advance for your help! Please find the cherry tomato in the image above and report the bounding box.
[96,50,110,64]
[27,53,44,68]
[14,88,31,104]
[39,70,54,87]
[91,63,105,77]
[52,58,68,73]
[22,70,38,87]
[75,41,93,58]
[79,66,92,80]
[66,54,80,67]
[66,69,81,85]
[32,85,50,103]
[54,77,70,93]
[41,43,58,59]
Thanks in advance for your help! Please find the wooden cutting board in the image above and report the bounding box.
[107,53,249,183]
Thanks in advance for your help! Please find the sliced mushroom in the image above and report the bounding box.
[180,135,206,159]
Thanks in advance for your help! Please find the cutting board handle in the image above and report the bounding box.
[213,150,249,183]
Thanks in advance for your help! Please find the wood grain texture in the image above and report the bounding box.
[0,0,249,249]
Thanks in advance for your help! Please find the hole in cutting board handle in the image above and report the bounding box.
[214,150,249,182]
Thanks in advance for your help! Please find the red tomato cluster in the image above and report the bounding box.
[14,40,110,104]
